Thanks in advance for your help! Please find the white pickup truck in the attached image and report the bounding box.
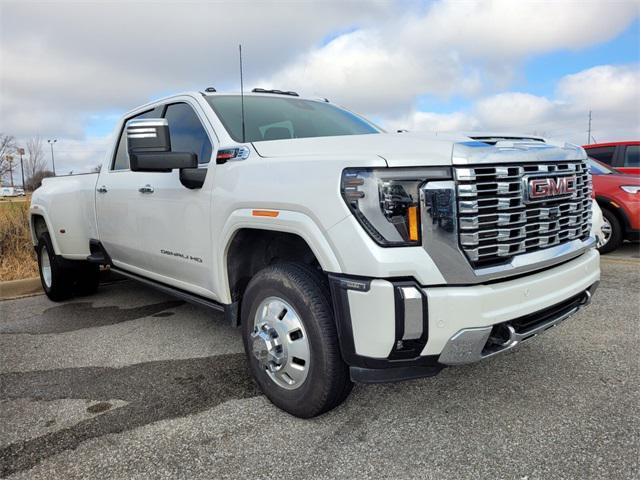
[30,89,600,417]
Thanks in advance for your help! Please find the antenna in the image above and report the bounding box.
[239,44,246,143]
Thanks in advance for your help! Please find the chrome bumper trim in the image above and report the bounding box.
[438,282,598,365]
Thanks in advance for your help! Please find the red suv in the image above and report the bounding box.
[583,141,640,175]
[587,158,640,253]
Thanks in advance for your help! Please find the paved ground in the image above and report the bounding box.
[1,246,639,479]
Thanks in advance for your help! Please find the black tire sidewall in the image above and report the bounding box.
[37,233,55,295]
[599,208,623,254]
[37,232,73,301]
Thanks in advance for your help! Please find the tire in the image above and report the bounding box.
[241,262,353,418]
[37,232,75,301]
[598,208,623,254]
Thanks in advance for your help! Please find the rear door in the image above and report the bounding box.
[95,108,161,270]
[619,144,640,175]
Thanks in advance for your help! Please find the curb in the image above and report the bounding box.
[0,277,43,300]
[600,256,640,265]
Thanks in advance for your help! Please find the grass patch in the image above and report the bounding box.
[0,200,38,281]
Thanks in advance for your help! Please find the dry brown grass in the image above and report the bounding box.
[0,199,38,281]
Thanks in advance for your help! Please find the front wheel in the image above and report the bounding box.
[241,263,352,418]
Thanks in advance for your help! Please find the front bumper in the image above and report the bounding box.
[438,281,598,365]
[329,248,600,383]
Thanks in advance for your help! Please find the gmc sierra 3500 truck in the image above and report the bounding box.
[30,89,600,417]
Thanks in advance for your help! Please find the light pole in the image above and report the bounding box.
[48,139,57,176]
[17,148,25,190]
[6,155,14,187]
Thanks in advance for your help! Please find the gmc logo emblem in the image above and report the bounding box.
[525,175,577,202]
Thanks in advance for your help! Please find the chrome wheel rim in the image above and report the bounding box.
[251,296,310,390]
[598,217,612,248]
[40,248,52,288]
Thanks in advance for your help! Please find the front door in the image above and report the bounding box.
[133,100,216,297]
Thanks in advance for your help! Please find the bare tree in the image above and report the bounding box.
[26,169,55,191]
[24,136,47,190]
[0,133,16,180]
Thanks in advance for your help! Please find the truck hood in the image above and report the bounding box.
[251,132,586,167]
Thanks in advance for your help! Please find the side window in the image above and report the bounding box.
[111,109,158,170]
[164,103,213,164]
[624,145,639,167]
[586,146,615,166]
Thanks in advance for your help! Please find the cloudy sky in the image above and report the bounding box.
[1,0,639,175]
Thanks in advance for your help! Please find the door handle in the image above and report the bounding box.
[138,184,154,194]
[97,185,108,193]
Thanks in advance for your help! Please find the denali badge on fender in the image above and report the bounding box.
[523,174,577,203]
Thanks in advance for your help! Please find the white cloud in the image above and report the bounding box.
[0,0,391,138]
[390,110,479,132]
[0,1,638,173]
[49,136,113,175]
[385,64,640,145]
[266,0,638,115]
[557,64,640,113]
[264,29,482,115]
[403,0,636,59]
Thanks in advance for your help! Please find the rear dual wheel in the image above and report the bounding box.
[37,232,100,301]
[241,262,352,418]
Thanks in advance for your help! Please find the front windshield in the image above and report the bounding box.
[586,157,618,175]
[206,95,380,143]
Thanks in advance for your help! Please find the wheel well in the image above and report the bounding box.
[596,199,627,234]
[32,214,48,241]
[226,229,321,302]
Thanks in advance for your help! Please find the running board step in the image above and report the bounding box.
[109,267,242,328]
[110,267,225,312]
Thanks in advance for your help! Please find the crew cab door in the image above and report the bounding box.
[133,100,216,297]
[95,108,161,269]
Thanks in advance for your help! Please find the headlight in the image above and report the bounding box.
[341,167,451,246]
[621,185,640,194]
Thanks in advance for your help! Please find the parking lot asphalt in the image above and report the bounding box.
[1,245,639,479]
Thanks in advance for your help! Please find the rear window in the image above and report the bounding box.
[206,95,380,143]
[584,146,615,165]
[624,145,639,167]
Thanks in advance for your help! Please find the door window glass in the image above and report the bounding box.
[624,145,639,167]
[111,109,158,170]
[164,103,213,164]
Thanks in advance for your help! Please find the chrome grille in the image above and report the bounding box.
[454,161,592,268]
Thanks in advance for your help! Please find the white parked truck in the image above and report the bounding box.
[30,89,600,417]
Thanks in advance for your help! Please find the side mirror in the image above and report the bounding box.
[127,118,197,172]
